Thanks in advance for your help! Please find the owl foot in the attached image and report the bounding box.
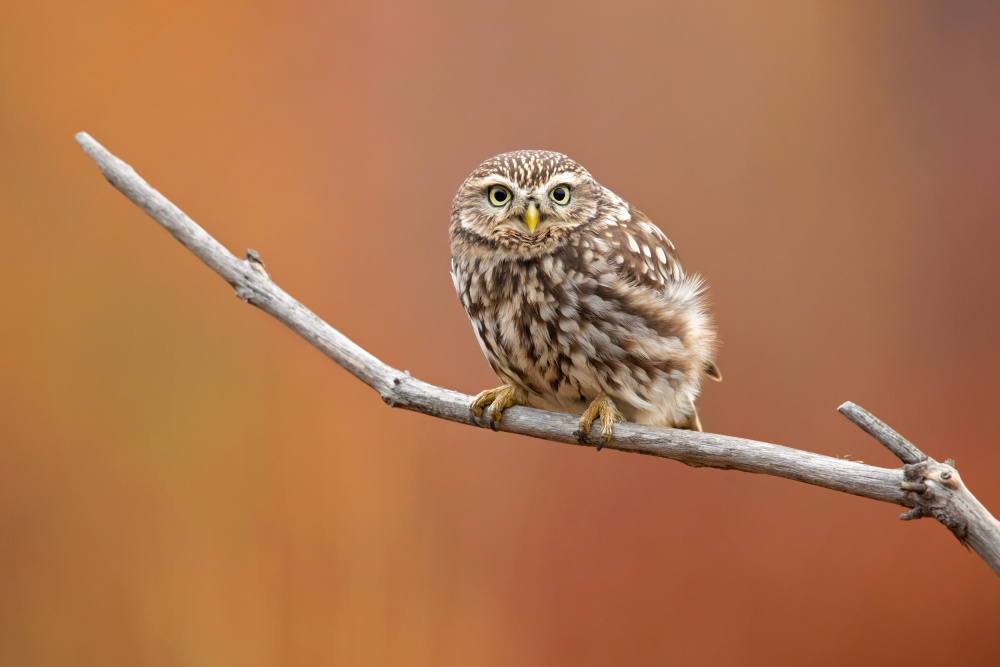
[469,385,528,431]
[576,393,624,451]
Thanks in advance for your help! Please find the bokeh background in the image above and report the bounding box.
[3,1,1000,664]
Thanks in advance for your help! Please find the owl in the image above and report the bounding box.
[450,151,720,449]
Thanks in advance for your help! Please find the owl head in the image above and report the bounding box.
[451,150,608,257]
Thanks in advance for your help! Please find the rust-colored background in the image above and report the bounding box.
[2,1,999,664]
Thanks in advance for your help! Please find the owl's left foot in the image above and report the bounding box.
[576,393,624,451]
[469,384,528,431]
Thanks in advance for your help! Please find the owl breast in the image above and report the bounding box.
[451,225,709,428]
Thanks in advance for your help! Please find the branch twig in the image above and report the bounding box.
[74,132,1000,578]
[837,402,926,464]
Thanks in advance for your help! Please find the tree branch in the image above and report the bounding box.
[74,131,1000,578]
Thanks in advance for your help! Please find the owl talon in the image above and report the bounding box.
[469,385,528,429]
[578,393,623,452]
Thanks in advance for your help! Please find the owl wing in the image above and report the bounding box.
[602,204,684,290]
[599,205,723,382]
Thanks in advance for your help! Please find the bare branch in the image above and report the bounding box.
[74,131,1000,578]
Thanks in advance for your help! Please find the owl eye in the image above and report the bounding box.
[550,185,571,205]
[488,185,512,206]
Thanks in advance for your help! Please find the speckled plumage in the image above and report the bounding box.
[450,150,719,443]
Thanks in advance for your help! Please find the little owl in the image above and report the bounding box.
[450,151,720,449]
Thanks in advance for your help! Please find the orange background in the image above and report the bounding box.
[2,1,999,664]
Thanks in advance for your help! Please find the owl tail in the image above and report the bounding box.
[667,389,705,431]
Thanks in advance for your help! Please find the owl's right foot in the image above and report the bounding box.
[469,385,528,431]
[576,393,624,451]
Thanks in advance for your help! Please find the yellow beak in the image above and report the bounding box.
[524,202,540,233]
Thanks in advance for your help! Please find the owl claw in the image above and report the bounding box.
[578,393,623,452]
[469,385,528,429]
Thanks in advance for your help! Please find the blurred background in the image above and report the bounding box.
[2,0,1000,664]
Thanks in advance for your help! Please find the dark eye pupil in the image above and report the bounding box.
[492,187,508,202]
[554,188,567,201]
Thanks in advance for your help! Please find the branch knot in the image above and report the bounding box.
[901,460,970,547]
